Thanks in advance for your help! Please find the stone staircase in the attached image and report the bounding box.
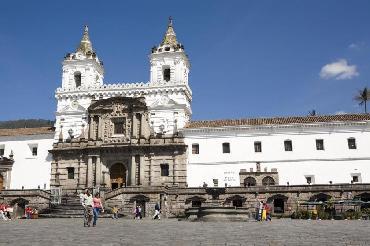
[39,194,111,218]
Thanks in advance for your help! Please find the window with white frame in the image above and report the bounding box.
[305,175,315,184]
[347,138,357,150]
[0,144,4,156]
[28,143,38,157]
[351,173,361,183]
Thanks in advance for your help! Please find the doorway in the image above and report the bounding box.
[273,198,285,213]
[110,163,127,189]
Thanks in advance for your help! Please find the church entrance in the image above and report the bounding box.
[0,174,3,192]
[110,163,127,190]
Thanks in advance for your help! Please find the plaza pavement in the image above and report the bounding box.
[0,218,369,245]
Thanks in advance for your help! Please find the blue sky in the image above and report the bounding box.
[0,0,369,121]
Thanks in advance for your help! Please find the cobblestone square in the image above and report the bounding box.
[0,218,369,245]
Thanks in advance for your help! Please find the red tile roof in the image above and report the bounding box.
[185,114,370,128]
[0,127,54,137]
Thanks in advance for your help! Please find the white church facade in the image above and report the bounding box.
[1,18,370,191]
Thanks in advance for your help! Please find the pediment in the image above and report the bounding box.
[150,95,179,108]
[59,104,86,114]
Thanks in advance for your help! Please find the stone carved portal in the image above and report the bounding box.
[110,163,127,189]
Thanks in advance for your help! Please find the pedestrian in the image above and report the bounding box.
[138,205,142,219]
[80,189,88,226]
[265,203,271,221]
[92,193,104,227]
[153,203,161,220]
[83,189,94,227]
[262,202,267,221]
[111,206,119,219]
[25,206,32,219]
[258,201,263,221]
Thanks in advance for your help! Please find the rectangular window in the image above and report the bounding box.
[352,176,359,183]
[67,167,75,179]
[284,140,293,151]
[222,143,230,153]
[348,138,357,149]
[305,175,314,184]
[192,144,199,154]
[163,68,170,82]
[0,146,4,156]
[32,147,38,156]
[160,164,169,177]
[316,139,324,150]
[113,117,125,135]
[254,141,262,152]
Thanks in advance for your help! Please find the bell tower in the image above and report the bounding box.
[150,17,190,85]
[61,25,104,90]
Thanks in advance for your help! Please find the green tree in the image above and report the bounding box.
[354,87,369,113]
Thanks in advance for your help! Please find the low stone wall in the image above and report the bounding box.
[0,189,51,212]
[103,184,370,218]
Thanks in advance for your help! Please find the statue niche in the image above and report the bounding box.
[87,97,150,142]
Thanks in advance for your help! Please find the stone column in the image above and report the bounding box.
[98,117,102,140]
[96,156,101,187]
[77,157,82,188]
[132,114,137,138]
[149,155,155,186]
[172,155,177,185]
[140,156,145,186]
[87,156,93,188]
[131,156,136,186]
[140,114,145,138]
[89,117,93,139]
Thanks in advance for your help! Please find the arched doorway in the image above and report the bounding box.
[110,163,127,190]
[262,176,275,186]
[10,198,29,219]
[0,174,3,192]
[309,193,331,202]
[244,177,256,187]
[267,194,288,214]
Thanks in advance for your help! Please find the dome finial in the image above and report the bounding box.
[161,17,178,46]
[77,25,93,54]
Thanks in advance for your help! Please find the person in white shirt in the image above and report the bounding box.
[82,190,94,227]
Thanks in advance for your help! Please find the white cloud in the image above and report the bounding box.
[348,42,365,50]
[319,59,359,80]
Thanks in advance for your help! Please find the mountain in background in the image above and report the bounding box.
[0,119,55,129]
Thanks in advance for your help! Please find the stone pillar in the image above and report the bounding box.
[140,156,145,186]
[132,114,137,138]
[77,157,82,188]
[87,156,93,188]
[149,155,155,186]
[89,117,93,139]
[131,156,136,186]
[96,156,101,187]
[140,114,145,138]
[173,155,177,185]
[98,117,102,140]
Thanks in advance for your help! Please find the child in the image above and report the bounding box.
[112,206,119,219]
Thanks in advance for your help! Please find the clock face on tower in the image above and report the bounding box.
[71,100,79,109]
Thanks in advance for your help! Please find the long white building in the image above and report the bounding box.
[1,19,370,190]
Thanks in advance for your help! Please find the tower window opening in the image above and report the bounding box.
[163,68,170,82]
[74,72,81,87]
[165,47,170,51]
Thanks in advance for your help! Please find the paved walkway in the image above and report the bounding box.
[0,218,369,245]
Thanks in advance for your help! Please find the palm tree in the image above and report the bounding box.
[354,87,369,113]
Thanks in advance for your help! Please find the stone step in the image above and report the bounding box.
[39,213,114,219]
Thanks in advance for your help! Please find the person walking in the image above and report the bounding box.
[80,190,88,226]
[93,193,104,227]
[261,202,267,221]
[153,203,161,220]
[112,205,119,219]
[82,190,94,227]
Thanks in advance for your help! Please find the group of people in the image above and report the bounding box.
[80,189,104,227]
[0,204,12,221]
[256,201,272,221]
[25,206,38,219]
[79,190,163,226]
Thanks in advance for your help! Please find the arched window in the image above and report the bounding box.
[262,176,275,186]
[244,177,256,187]
[74,72,81,87]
